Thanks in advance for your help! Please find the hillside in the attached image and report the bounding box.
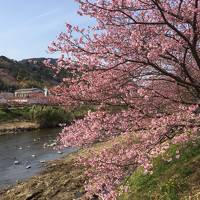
[0,56,60,92]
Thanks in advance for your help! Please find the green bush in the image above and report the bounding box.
[0,108,22,122]
[0,109,10,122]
[25,106,73,128]
[0,104,95,127]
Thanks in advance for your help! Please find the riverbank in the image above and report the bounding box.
[0,136,114,200]
[0,150,86,200]
[0,121,40,135]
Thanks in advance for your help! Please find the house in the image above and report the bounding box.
[14,88,46,98]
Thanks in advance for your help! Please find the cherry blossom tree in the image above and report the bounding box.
[48,0,200,199]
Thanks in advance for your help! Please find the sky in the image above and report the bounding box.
[0,0,92,60]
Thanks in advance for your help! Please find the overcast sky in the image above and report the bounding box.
[0,0,91,60]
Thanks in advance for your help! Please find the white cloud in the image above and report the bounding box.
[24,8,61,25]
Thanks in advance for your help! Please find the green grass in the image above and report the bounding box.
[0,109,10,122]
[0,108,22,122]
[119,140,200,200]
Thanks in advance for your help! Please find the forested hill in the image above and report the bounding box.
[0,56,61,92]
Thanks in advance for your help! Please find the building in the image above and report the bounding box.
[14,88,46,98]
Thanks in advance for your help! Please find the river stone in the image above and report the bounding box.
[14,160,20,165]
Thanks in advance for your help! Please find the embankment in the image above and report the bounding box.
[0,121,40,135]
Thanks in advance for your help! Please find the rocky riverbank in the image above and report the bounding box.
[0,134,128,200]
[0,121,40,135]
[0,151,86,200]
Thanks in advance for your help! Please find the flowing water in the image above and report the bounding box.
[0,128,75,189]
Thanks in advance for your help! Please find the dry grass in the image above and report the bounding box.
[0,121,40,135]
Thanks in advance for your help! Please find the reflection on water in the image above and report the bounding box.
[0,128,75,189]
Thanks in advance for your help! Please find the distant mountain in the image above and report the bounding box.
[0,56,61,92]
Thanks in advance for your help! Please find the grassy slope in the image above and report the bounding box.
[119,140,200,200]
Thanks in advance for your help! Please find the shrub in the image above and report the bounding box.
[25,106,73,128]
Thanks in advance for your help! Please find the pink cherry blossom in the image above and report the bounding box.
[47,0,200,199]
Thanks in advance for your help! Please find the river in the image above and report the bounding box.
[0,128,75,189]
